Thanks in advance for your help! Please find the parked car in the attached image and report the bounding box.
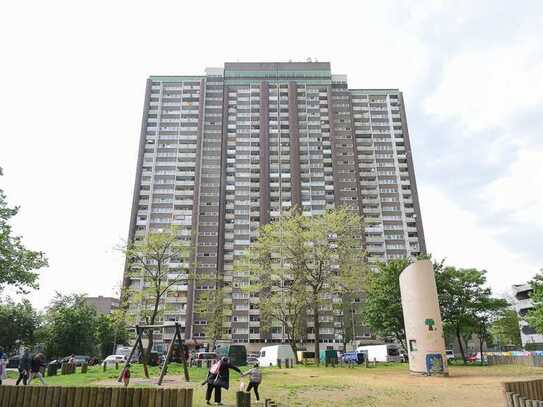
[48,359,63,369]
[467,352,486,363]
[247,356,259,364]
[445,350,456,362]
[7,355,21,369]
[195,352,218,361]
[400,351,408,363]
[341,351,366,364]
[139,351,161,366]
[73,355,90,366]
[47,355,89,368]
[103,355,127,365]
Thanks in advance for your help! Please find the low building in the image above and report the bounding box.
[85,296,120,315]
[512,284,543,349]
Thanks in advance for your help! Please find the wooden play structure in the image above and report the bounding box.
[117,322,190,386]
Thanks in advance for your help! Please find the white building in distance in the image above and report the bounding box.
[512,283,543,349]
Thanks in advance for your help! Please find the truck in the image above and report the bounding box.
[357,344,401,363]
[258,345,295,367]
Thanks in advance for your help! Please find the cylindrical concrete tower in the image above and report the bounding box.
[399,259,448,375]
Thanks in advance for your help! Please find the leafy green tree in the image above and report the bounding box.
[237,214,311,360]
[471,296,509,365]
[193,285,230,350]
[335,297,364,351]
[123,226,191,363]
[0,297,40,354]
[95,310,129,359]
[0,167,48,293]
[490,309,522,349]
[435,266,504,364]
[299,209,365,364]
[238,208,365,364]
[527,271,543,334]
[360,258,412,350]
[361,258,506,364]
[42,293,97,358]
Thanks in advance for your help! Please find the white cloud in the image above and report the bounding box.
[481,147,543,229]
[423,36,543,132]
[421,185,539,292]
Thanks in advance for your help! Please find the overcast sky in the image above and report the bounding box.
[1,0,542,309]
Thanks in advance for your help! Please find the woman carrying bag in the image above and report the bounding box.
[202,357,242,405]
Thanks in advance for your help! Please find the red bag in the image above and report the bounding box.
[210,360,221,375]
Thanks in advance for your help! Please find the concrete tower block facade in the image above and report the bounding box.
[399,259,448,375]
[124,61,427,350]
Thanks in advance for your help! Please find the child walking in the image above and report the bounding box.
[242,362,262,402]
[122,363,131,387]
[28,353,47,385]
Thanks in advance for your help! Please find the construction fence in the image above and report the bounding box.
[488,354,543,367]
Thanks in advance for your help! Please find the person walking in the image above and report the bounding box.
[242,362,262,402]
[28,353,47,385]
[16,350,32,386]
[0,350,7,385]
[203,357,242,405]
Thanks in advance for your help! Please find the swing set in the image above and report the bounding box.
[117,322,190,386]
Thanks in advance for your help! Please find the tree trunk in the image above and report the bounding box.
[145,292,161,365]
[289,339,299,363]
[479,324,485,366]
[455,324,467,365]
[395,333,406,353]
[285,324,300,363]
[479,337,484,366]
[313,300,320,366]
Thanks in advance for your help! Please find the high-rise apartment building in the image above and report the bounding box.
[125,62,426,351]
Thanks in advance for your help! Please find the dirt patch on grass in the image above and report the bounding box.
[94,376,196,388]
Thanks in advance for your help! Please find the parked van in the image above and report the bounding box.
[357,344,401,363]
[341,351,366,364]
[258,345,295,367]
[296,351,316,364]
[215,344,247,366]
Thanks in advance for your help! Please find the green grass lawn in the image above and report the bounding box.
[8,363,208,387]
[7,362,543,406]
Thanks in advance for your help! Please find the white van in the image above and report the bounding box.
[357,344,401,363]
[258,345,295,367]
